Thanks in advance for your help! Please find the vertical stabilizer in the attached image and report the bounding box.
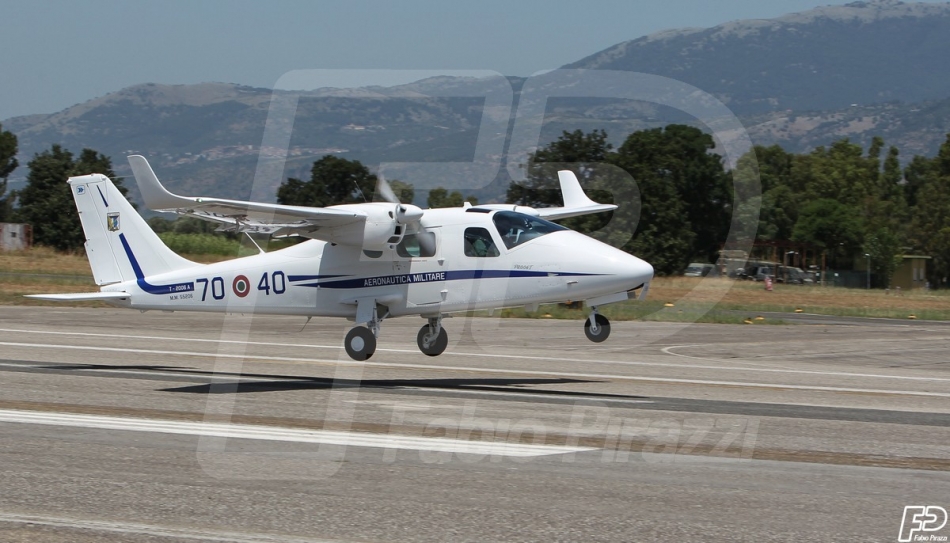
[68,174,196,285]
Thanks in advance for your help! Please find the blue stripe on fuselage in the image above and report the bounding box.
[118,233,194,295]
[293,270,603,289]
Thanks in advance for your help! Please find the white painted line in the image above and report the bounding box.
[0,361,312,382]
[0,409,594,458]
[1,341,948,398]
[3,327,948,383]
[0,511,342,543]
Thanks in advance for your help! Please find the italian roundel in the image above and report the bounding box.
[232,275,250,297]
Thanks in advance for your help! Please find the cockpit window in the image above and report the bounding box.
[492,211,567,249]
[396,232,437,258]
[463,227,500,257]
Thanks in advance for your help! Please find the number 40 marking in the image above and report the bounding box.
[257,271,286,295]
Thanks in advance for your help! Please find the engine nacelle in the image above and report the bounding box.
[318,202,423,250]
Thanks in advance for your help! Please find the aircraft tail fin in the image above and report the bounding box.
[533,171,619,221]
[68,174,197,285]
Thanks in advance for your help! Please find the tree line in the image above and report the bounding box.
[511,127,950,287]
[3,119,950,287]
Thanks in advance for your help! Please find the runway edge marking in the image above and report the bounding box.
[0,409,595,458]
[0,511,344,543]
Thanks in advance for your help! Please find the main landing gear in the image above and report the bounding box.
[417,316,448,356]
[584,309,610,343]
[343,307,449,360]
[344,326,377,361]
[344,303,384,361]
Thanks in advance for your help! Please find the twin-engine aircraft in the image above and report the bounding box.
[30,156,654,360]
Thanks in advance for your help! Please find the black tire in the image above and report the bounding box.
[584,314,611,343]
[417,325,448,356]
[344,326,376,361]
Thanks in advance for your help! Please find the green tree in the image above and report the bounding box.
[507,129,613,209]
[0,123,18,221]
[733,145,801,241]
[14,146,126,251]
[612,125,732,270]
[903,155,932,209]
[791,198,864,269]
[388,180,415,204]
[427,187,477,208]
[277,155,377,207]
[864,227,902,288]
[508,129,626,248]
[909,154,950,286]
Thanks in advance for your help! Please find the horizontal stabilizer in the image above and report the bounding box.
[534,171,618,221]
[25,292,131,302]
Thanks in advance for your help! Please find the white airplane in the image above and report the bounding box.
[30,156,654,360]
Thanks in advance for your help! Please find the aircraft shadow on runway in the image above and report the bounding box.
[38,362,648,400]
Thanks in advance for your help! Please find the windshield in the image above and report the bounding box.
[491,211,566,249]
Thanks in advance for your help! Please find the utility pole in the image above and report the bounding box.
[865,253,871,289]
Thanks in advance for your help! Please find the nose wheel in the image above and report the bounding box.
[584,312,610,342]
[344,326,377,360]
[417,317,448,356]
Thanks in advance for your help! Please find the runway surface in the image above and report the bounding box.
[0,306,948,542]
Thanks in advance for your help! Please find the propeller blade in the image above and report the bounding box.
[375,172,400,204]
[417,229,437,256]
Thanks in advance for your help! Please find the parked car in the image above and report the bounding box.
[752,266,774,282]
[684,263,716,277]
[777,266,807,284]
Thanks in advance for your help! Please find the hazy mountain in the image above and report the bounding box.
[565,0,950,115]
[6,0,950,203]
[3,82,492,203]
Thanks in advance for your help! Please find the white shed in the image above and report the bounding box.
[0,223,32,251]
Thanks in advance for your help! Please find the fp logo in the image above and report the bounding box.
[899,506,948,542]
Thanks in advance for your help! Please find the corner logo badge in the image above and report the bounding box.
[76,186,85,195]
[900,506,948,542]
[107,212,120,232]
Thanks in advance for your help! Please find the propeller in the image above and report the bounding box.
[374,172,435,255]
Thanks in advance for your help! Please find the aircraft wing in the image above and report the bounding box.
[128,155,364,237]
[533,171,617,221]
[25,292,131,302]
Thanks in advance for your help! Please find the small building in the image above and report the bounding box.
[890,255,931,290]
[0,223,32,251]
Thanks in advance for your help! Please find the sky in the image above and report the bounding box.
[1,0,947,120]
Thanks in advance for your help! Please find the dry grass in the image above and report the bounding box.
[0,247,229,306]
[0,246,92,275]
[2,248,949,319]
[648,276,950,319]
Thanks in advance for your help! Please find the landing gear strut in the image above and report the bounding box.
[417,316,448,356]
[584,309,610,343]
[344,302,385,361]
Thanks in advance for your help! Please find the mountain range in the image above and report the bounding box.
[5,0,950,203]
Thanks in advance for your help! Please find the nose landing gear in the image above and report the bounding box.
[584,309,610,342]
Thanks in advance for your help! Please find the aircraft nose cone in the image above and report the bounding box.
[623,253,654,289]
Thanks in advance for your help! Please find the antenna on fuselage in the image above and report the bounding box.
[353,180,368,203]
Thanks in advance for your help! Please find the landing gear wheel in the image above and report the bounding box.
[344,326,377,361]
[417,325,448,356]
[584,314,611,343]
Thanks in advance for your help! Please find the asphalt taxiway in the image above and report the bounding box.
[0,306,948,542]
